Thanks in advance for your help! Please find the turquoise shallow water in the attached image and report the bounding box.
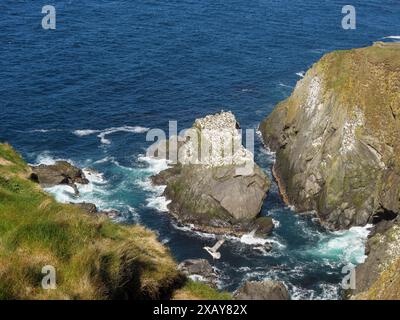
[1,0,399,299]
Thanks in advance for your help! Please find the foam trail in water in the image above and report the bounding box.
[32,152,74,166]
[240,229,269,245]
[147,195,171,212]
[135,155,173,212]
[73,129,99,137]
[73,126,149,144]
[382,36,400,41]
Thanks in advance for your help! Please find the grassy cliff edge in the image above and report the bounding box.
[0,143,230,300]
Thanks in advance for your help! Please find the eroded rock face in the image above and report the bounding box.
[260,42,400,230]
[151,112,271,236]
[234,280,290,300]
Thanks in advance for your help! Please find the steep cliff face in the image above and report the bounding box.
[260,42,400,230]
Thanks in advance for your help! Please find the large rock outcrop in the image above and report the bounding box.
[178,259,219,288]
[234,280,290,300]
[151,111,271,236]
[30,161,89,195]
[260,42,400,230]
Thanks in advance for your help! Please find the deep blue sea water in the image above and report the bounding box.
[1,0,399,299]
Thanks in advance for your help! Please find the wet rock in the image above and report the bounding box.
[234,280,290,300]
[250,217,274,238]
[178,259,219,288]
[72,202,98,214]
[30,161,88,195]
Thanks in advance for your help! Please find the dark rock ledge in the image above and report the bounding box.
[29,161,120,219]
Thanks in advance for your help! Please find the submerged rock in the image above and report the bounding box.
[30,161,88,195]
[151,111,271,236]
[260,42,400,230]
[234,280,290,300]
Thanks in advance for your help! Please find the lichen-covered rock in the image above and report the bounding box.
[234,280,290,300]
[151,111,271,236]
[260,42,400,230]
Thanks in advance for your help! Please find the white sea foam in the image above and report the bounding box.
[146,195,171,212]
[136,155,174,213]
[172,223,217,239]
[382,36,400,41]
[124,205,140,222]
[44,164,110,210]
[188,275,208,283]
[278,82,293,88]
[44,185,78,203]
[290,282,340,300]
[266,236,287,249]
[312,224,373,264]
[32,152,73,166]
[240,230,269,246]
[290,285,316,300]
[82,168,107,184]
[137,155,170,174]
[296,71,305,78]
[29,129,62,133]
[272,218,280,228]
[73,129,99,137]
[94,157,112,164]
[73,126,149,144]
[99,126,149,144]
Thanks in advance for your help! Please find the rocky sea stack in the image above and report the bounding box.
[260,42,400,230]
[151,111,272,236]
